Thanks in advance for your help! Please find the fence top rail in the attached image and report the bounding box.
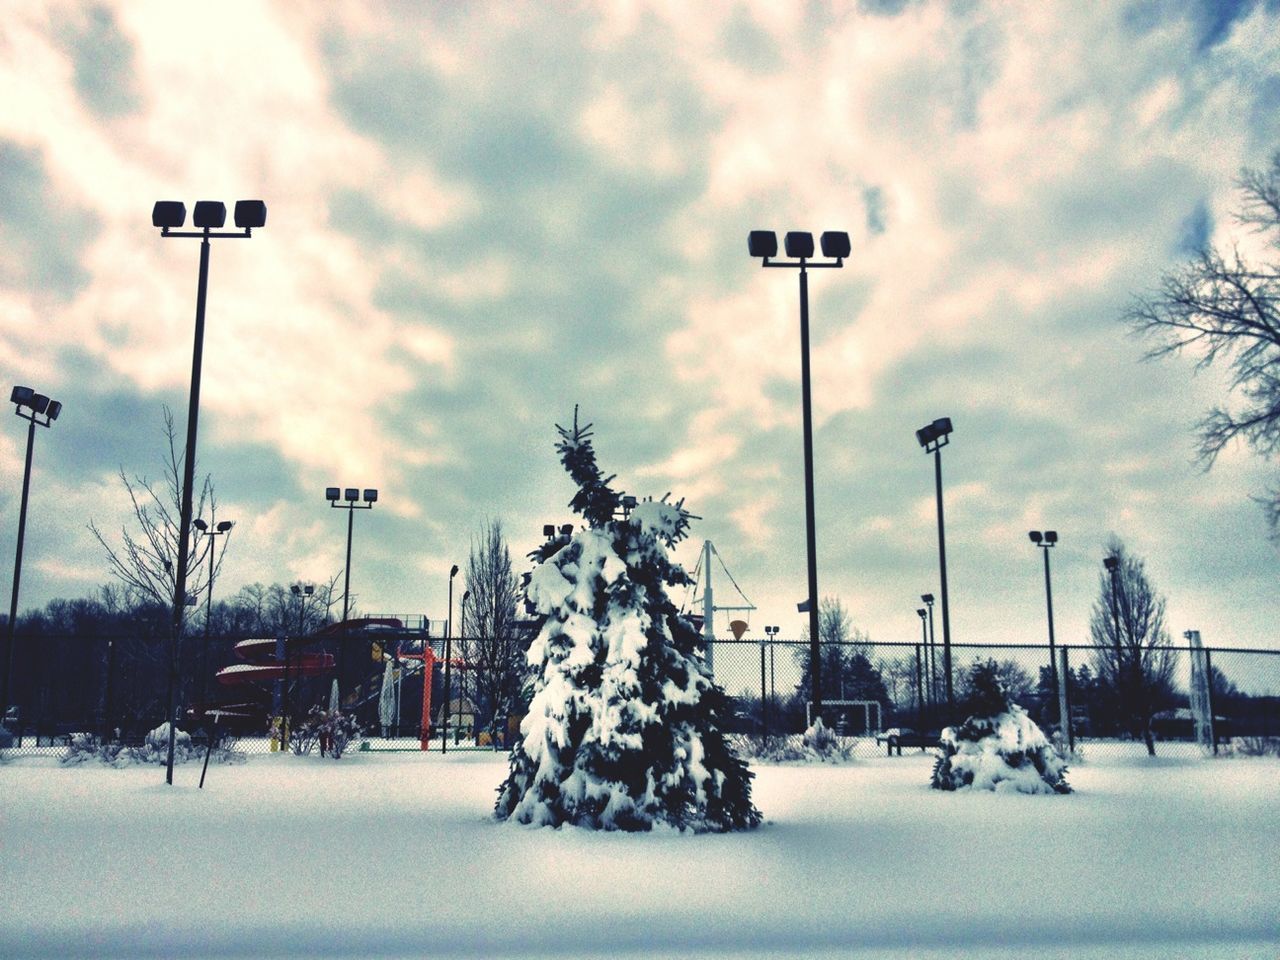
[709,638,1280,656]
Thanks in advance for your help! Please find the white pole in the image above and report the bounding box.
[702,539,715,676]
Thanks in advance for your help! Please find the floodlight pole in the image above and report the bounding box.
[917,429,954,716]
[751,233,846,717]
[155,202,260,786]
[3,415,38,722]
[442,564,458,754]
[327,489,375,700]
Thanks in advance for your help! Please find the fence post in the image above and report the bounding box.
[759,640,768,744]
[915,644,925,730]
[1202,647,1218,756]
[1058,647,1073,754]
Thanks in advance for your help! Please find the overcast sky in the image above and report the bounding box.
[2,1,1278,660]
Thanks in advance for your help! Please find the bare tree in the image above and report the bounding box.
[460,519,525,745]
[1125,152,1280,533]
[89,408,227,609]
[1089,537,1176,755]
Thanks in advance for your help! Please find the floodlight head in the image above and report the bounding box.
[45,400,61,421]
[363,488,377,503]
[233,199,267,229]
[784,231,814,259]
[1028,530,1042,544]
[1103,555,1119,571]
[921,593,934,604]
[344,487,358,502]
[543,524,555,537]
[29,393,49,415]
[151,201,187,229]
[450,564,459,579]
[304,584,314,596]
[325,487,340,502]
[917,608,927,619]
[932,416,953,437]
[192,519,208,532]
[622,495,637,509]
[291,584,301,596]
[216,520,234,533]
[820,231,851,259]
[1045,530,1058,544]
[559,523,573,536]
[915,424,936,447]
[192,201,227,229]
[11,386,34,407]
[748,230,778,258]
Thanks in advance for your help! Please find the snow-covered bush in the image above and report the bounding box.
[60,724,242,767]
[740,724,857,764]
[291,707,362,758]
[931,660,1071,795]
[1229,736,1280,757]
[495,410,760,832]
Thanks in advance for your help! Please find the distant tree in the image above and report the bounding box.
[958,658,1035,708]
[1125,152,1280,534]
[1089,537,1176,755]
[795,597,892,725]
[89,408,228,609]
[460,519,526,745]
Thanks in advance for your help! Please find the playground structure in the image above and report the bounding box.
[209,617,469,750]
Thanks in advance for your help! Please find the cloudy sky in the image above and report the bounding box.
[2,1,1278,661]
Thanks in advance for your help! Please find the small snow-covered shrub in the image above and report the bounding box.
[931,660,1071,795]
[60,724,238,767]
[1229,736,1280,757]
[0,724,14,750]
[741,726,857,764]
[291,707,362,758]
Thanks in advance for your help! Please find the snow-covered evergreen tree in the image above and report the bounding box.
[495,410,761,832]
[931,659,1071,795]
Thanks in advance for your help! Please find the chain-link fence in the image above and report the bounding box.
[3,628,1278,762]
[709,638,1280,760]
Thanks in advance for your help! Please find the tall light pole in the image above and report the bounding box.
[458,589,470,744]
[325,486,377,697]
[1028,530,1059,705]
[153,198,265,785]
[441,564,459,754]
[915,609,927,727]
[748,229,850,718]
[192,518,233,704]
[2,386,62,727]
[285,582,313,740]
[916,417,955,714]
[762,625,780,741]
[920,592,937,707]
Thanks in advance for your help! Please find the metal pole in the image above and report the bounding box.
[2,417,36,722]
[915,643,925,729]
[797,265,822,715]
[1058,646,1073,753]
[760,640,768,743]
[339,506,354,698]
[1202,647,1218,756]
[167,233,211,786]
[932,447,954,713]
[1042,546,1059,711]
[201,536,216,704]
[925,603,936,708]
[442,576,453,754]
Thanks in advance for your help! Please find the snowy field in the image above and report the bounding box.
[1,749,1276,960]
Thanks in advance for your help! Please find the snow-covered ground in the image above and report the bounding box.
[1,749,1276,959]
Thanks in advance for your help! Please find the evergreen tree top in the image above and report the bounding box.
[555,407,694,548]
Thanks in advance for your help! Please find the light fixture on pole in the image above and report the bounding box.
[442,564,459,754]
[1103,554,1124,667]
[762,625,780,742]
[916,417,955,713]
[2,386,62,727]
[1028,530,1060,704]
[192,518,233,703]
[748,229,849,718]
[153,197,265,786]
[325,486,377,699]
[920,593,936,706]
